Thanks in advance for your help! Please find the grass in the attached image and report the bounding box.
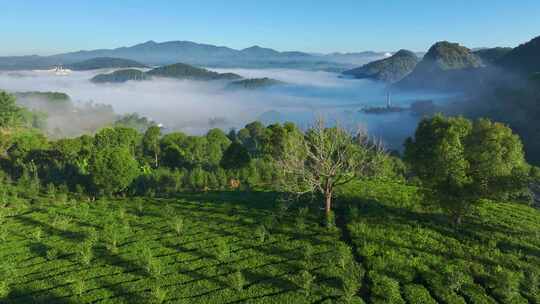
[339,180,540,304]
[0,192,359,303]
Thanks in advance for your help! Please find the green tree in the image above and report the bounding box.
[89,146,140,195]
[142,126,161,168]
[0,91,23,128]
[405,115,528,226]
[220,142,251,170]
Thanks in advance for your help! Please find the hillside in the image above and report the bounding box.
[91,69,150,83]
[0,180,538,303]
[499,35,540,75]
[67,57,147,71]
[395,41,484,91]
[146,63,241,80]
[343,49,419,83]
[474,47,512,65]
[227,77,284,89]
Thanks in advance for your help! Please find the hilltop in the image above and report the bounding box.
[395,41,483,91]
[498,35,540,75]
[473,47,513,65]
[146,63,241,80]
[343,49,419,83]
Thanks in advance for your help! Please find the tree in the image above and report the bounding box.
[278,118,386,220]
[220,142,251,170]
[405,115,528,226]
[0,91,23,128]
[89,146,140,195]
[142,126,161,168]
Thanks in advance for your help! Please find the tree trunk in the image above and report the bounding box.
[324,190,332,218]
[154,151,159,168]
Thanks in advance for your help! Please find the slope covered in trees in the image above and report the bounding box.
[396,41,483,91]
[342,50,419,83]
[146,63,241,80]
[473,47,513,65]
[498,35,540,75]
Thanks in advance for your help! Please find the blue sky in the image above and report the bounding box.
[2,0,540,56]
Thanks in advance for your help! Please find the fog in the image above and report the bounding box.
[0,68,450,150]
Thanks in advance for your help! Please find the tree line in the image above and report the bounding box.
[0,91,537,227]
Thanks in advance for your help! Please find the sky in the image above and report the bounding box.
[2,0,540,56]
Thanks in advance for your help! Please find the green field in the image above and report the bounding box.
[0,192,359,304]
[1,182,539,304]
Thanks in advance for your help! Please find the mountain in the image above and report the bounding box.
[473,47,512,65]
[342,49,419,83]
[0,40,386,71]
[498,36,540,75]
[91,69,150,83]
[227,78,285,90]
[395,41,484,91]
[67,57,147,71]
[146,63,241,80]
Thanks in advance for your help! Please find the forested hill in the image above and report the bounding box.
[342,49,419,83]
[395,41,484,91]
[498,35,540,75]
[146,63,242,80]
[91,69,149,83]
[67,57,147,71]
[473,47,513,65]
[90,63,242,83]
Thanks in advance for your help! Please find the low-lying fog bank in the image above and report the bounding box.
[0,68,452,150]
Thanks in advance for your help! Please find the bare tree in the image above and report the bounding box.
[278,118,386,220]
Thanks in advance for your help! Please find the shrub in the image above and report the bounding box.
[77,241,93,266]
[369,272,405,304]
[150,286,167,304]
[229,270,245,291]
[171,216,184,236]
[254,225,267,244]
[335,243,353,270]
[295,270,315,295]
[403,284,437,304]
[46,247,59,261]
[214,238,230,261]
[442,264,468,292]
[30,227,43,241]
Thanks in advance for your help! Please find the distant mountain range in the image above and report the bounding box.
[0,40,393,72]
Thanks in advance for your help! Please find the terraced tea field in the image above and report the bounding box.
[1,184,539,304]
[340,180,540,304]
[0,192,360,303]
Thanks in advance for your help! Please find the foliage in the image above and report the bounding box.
[405,115,528,225]
[89,146,139,195]
[0,91,23,128]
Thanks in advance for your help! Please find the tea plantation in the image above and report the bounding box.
[0,182,539,304]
